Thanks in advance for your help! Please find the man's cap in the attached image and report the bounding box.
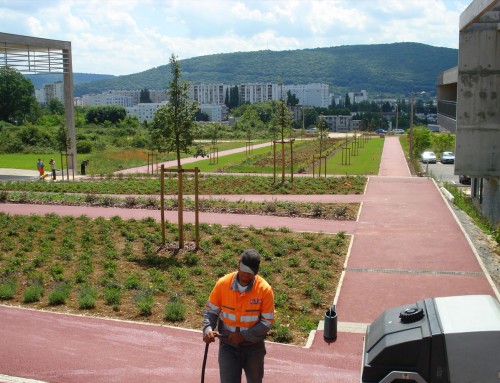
[240,249,260,275]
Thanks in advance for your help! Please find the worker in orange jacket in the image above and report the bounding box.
[203,249,275,383]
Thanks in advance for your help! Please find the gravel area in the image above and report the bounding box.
[448,201,500,293]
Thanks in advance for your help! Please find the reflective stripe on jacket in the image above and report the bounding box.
[204,271,275,343]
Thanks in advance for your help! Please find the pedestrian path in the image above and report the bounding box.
[115,141,275,174]
[0,136,498,383]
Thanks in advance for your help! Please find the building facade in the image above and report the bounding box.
[35,81,64,105]
[125,102,168,122]
[437,0,500,226]
[82,91,134,107]
[284,83,331,108]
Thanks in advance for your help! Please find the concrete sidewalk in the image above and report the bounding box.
[0,136,498,383]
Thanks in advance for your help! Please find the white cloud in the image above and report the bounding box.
[0,0,466,75]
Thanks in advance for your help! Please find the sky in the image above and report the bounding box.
[1,0,471,76]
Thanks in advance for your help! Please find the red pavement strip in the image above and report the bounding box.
[1,136,499,383]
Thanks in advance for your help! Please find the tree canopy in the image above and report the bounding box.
[0,66,39,125]
[150,54,198,169]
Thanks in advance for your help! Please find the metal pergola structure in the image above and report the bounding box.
[0,32,77,169]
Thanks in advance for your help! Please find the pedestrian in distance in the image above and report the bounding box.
[49,158,56,180]
[203,249,275,383]
[80,160,88,175]
[37,158,44,176]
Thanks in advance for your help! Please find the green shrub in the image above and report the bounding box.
[48,283,71,305]
[0,190,8,202]
[135,290,154,316]
[0,278,16,300]
[271,322,293,343]
[104,284,122,309]
[77,140,93,154]
[164,301,186,322]
[49,263,65,281]
[124,273,141,290]
[23,284,44,303]
[78,285,97,309]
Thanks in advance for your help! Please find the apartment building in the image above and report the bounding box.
[35,81,64,105]
[188,82,331,108]
[82,91,134,107]
[284,83,330,108]
[322,115,361,132]
[239,83,281,104]
[199,104,227,122]
[189,84,228,105]
[348,90,369,104]
[126,102,168,122]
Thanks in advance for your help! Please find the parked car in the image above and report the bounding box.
[375,129,387,134]
[440,151,455,164]
[393,129,405,134]
[305,128,318,133]
[459,175,471,185]
[421,151,437,163]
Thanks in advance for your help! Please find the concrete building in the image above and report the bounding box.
[148,90,168,104]
[348,90,369,104]
[239,83,281,104]
[437,0,500,226]
[188,82,331,108]
[82,91,134,107]
[284,83,330,108]
[190,84,228,105]
[35,81,64,105]
[198,104,227,122]
[323,115,352,132]
[125,102,167,122]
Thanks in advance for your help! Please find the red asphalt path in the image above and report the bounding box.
[0,136,498,383]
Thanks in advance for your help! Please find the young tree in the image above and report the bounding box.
[0,66,39,124]
[238,108,262,142]
[140,89,152,103]
[272,100,293,183]
[48,98,65,115]
[344,93,351,109]
[151,54,198,170]
[286,90,300,106]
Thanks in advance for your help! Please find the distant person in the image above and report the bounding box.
[80,160,88,175]
[37,159,44,176]
[49,158,56,180]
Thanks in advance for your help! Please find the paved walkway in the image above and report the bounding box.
[0,137,498,383]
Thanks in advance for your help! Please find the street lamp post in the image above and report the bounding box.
[410,93,414,159]
[395,102,399,131]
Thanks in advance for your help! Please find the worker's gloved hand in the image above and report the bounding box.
[203,330,219,344]
[228,332,245,345]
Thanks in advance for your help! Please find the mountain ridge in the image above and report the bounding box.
[34,42,459,98]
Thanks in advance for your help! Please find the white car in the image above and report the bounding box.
[393,129,404,134]
[421,151,437,164]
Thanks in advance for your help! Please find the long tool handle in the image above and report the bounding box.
[201,342,209,383]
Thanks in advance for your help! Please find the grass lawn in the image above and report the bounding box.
[0,141,256,174]
[0,153,60,170]
[169,143,275,172]
[323,136,384,175]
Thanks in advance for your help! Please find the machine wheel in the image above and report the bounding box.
[399,307,424,323]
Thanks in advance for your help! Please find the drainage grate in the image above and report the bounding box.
[345,267,484,276]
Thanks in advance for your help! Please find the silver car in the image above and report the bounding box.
[421,151,437,164]
[441,151,455,164]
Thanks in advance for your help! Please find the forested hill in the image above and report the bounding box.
[26,73,115,90]
[73,42,457,97]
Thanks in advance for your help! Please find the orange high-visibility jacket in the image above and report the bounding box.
[204,272,275,343]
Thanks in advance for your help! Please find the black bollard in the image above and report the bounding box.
[324,305,337,342]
